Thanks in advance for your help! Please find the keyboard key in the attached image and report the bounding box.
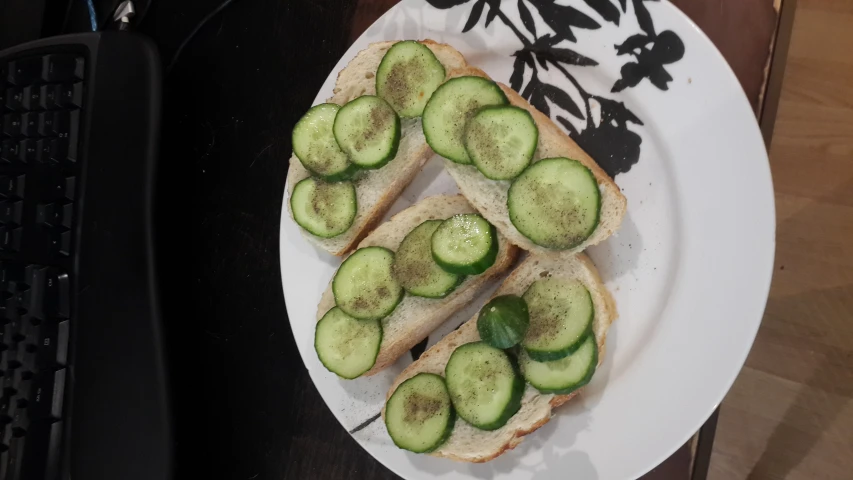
[49,139,67,163]
[11,369,31,395]
[18,139,36,163]
[52,111,69,136]
[29,369,64,421]
[63,177,75,200]
[34,204,71,228]
[28,268,69,320]
[27,321,68,371]
[42,55,84,82]
[4,88,22,111]
[20,114,38,137]
[7,58,41,85]
[57,83,83,109]
[0,202,23,225]
[5,435,25,479]
[0,227,22,251]
[0,349,17,373]
[0,142,19,164]
[22,86,41,111]
[36,139,51,163]
[42,176,73,201]
[53,110,79,139]
[37,112,54,136]
[0,175,25,198]
[39,85,58,110]
[0,264,25,286]
[60,231,72,256]
[19,421,62,480]
[2,115,21,137]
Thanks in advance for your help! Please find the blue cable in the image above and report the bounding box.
[86,0,98,31]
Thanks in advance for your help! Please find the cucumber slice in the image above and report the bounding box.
[422,76,508,164]
[333,95,401,169]
[477,295,530,349]
[521,278,594,362]
[393,220,463,298]
[292,103,358,181]
[333,247,404,320]
[519,334,598,394]
[507,158,601,249]
[464,106,538,180]
[376,41,446,118]
[444,342,524,430]
[385,373,456,453]
[430,214,498,275]
[290,177,357,238]
[314,307,383,379]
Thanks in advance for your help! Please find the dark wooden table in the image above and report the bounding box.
[139,0,793,478]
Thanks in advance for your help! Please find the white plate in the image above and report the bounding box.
[279,0,775,478]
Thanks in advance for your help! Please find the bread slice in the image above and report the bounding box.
[286,40,468,256]
[383,253,617,462]
[442,66,628,255]
[316,194,519,376]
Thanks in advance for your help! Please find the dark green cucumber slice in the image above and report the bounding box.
[333,247,404,320]
[477,295,530,349]
[422,76,508,164]
[314,307,383,379]
[430,214,498,275]
[519,334,598,394]
[290,177,357,238]
[333,95,401,169]
[464,105,538,180]
[392,220,463,298]
[521,278,594,361]
[292,103,358,181]
[376,41,446,118]
[444,342,524,430]
[384,373,456,453]
[507,158,601,249]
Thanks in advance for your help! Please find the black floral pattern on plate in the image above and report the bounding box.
[427,0,685,178]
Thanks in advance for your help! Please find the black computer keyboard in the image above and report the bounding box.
[0,50,84,480]
[0,32,171,480]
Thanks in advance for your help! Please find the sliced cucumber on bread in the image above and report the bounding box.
[438,66,626,257]
[316,195,519,377]
[333,95,401,169]
[445,342,524,431]
[464,105,538,180]
[290,177,357,238]
[521,277,594,361]
[376,41,447,118]
[385,373,456,453]
[519,334,597,395]
[430,214,497,275]
[384,253,615,462]
[423,76,508,164]
[393,220,464,298]
[287,41,469,256]
[508,158,601,250]
[291,103,359,181]
[315,307,382,379]
[333,246,404,320]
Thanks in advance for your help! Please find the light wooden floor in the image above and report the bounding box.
[708,0,853,479]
